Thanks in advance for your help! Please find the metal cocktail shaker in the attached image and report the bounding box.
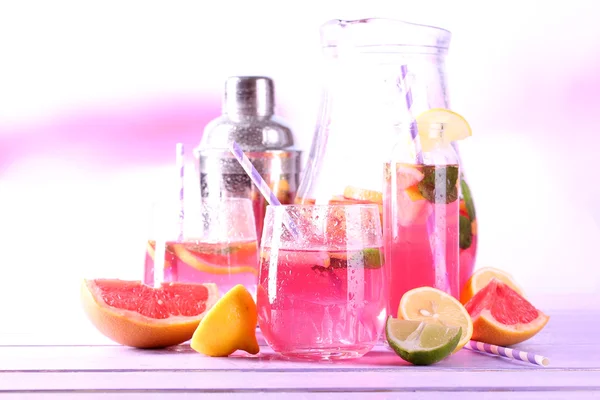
[195,76,302,242]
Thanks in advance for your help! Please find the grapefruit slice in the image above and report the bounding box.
[394,164,425,190]
[460,267,524,304]
[464,279,549,346]
[81,279,218,348]
[394,188,431,226]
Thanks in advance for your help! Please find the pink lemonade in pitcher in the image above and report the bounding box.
[383,162,460,315]
[144,240,259,296]
[257,247,386,359]
[458,182,478,292]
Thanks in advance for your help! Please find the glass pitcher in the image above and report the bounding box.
[295,18,478,299]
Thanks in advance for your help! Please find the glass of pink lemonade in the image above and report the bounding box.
[383,162,460,315]
[144,198,259,297]
[257,204,386,360]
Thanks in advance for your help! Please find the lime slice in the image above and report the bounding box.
[416,108,472,152]
[385,317,462,365]
[329,248,384,269]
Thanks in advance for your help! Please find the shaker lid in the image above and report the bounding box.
[224,76,274,117]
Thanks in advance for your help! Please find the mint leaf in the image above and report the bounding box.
[459,215,473,250]
[418,165,459,204]
[460,177,476,220]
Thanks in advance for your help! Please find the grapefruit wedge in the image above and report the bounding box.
[460,267,524,305]
[81,279,218,348]
[464,278,549,346]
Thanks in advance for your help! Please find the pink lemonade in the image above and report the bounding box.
[458,182,478,291]
[383,163,460,315]
[257,248,386,360]
[144,239,259,297]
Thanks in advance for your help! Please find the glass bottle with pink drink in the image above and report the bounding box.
[384,120,461,316]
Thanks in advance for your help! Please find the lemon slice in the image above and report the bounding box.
[386,317,462,365]
[416,108,472,152]
[398,286,473,352]
[343,186,383,204]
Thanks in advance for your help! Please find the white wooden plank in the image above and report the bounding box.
[0,369,599,391]
[0,309,597,394]
[0,392,599,400]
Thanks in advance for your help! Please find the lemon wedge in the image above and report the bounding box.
[416,108,472,152]
[191,284,259,357]
[398,286,473,352]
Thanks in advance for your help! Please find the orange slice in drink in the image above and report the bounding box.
[459,199,470,217]
[172,244,258,276]
[294,197,316,205]
[399,287,473,352]
[183,241,257,265]
[343,186,383,204]
[328,195,360,205]
[460,267,523,305]
[146,241,175,270]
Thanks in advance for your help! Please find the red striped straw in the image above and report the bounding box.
[176,143,185,243]
[399,65,450,293]
[464,340,550,367]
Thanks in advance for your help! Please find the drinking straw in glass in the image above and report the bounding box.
[153,143,185,288]
[176,142,185,242]
[229,141,299,237]
[400,64,450,293]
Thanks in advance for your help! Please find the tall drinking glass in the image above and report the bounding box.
[257,204,386,360]
[144,198,259,297]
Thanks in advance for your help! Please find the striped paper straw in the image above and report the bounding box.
[465,340,550,367]
[400,64,423,164]
[176,143,185,243]
[229,141,299,237]
[153,236,166,289]
[400,64,450,293]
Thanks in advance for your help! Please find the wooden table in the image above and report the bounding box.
[1,310,598,399]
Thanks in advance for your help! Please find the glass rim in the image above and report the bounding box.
[319,18,451,52]
[266,203,380,211]
[199,197,253,206]
[151,197,254,207]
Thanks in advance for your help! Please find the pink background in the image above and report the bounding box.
[0,0,598,342]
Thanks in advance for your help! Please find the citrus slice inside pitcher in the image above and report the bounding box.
[416,108,472,152]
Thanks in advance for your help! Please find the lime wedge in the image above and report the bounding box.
[329,248,384,269]
[416,108,472,153]
[385,317,462,365]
